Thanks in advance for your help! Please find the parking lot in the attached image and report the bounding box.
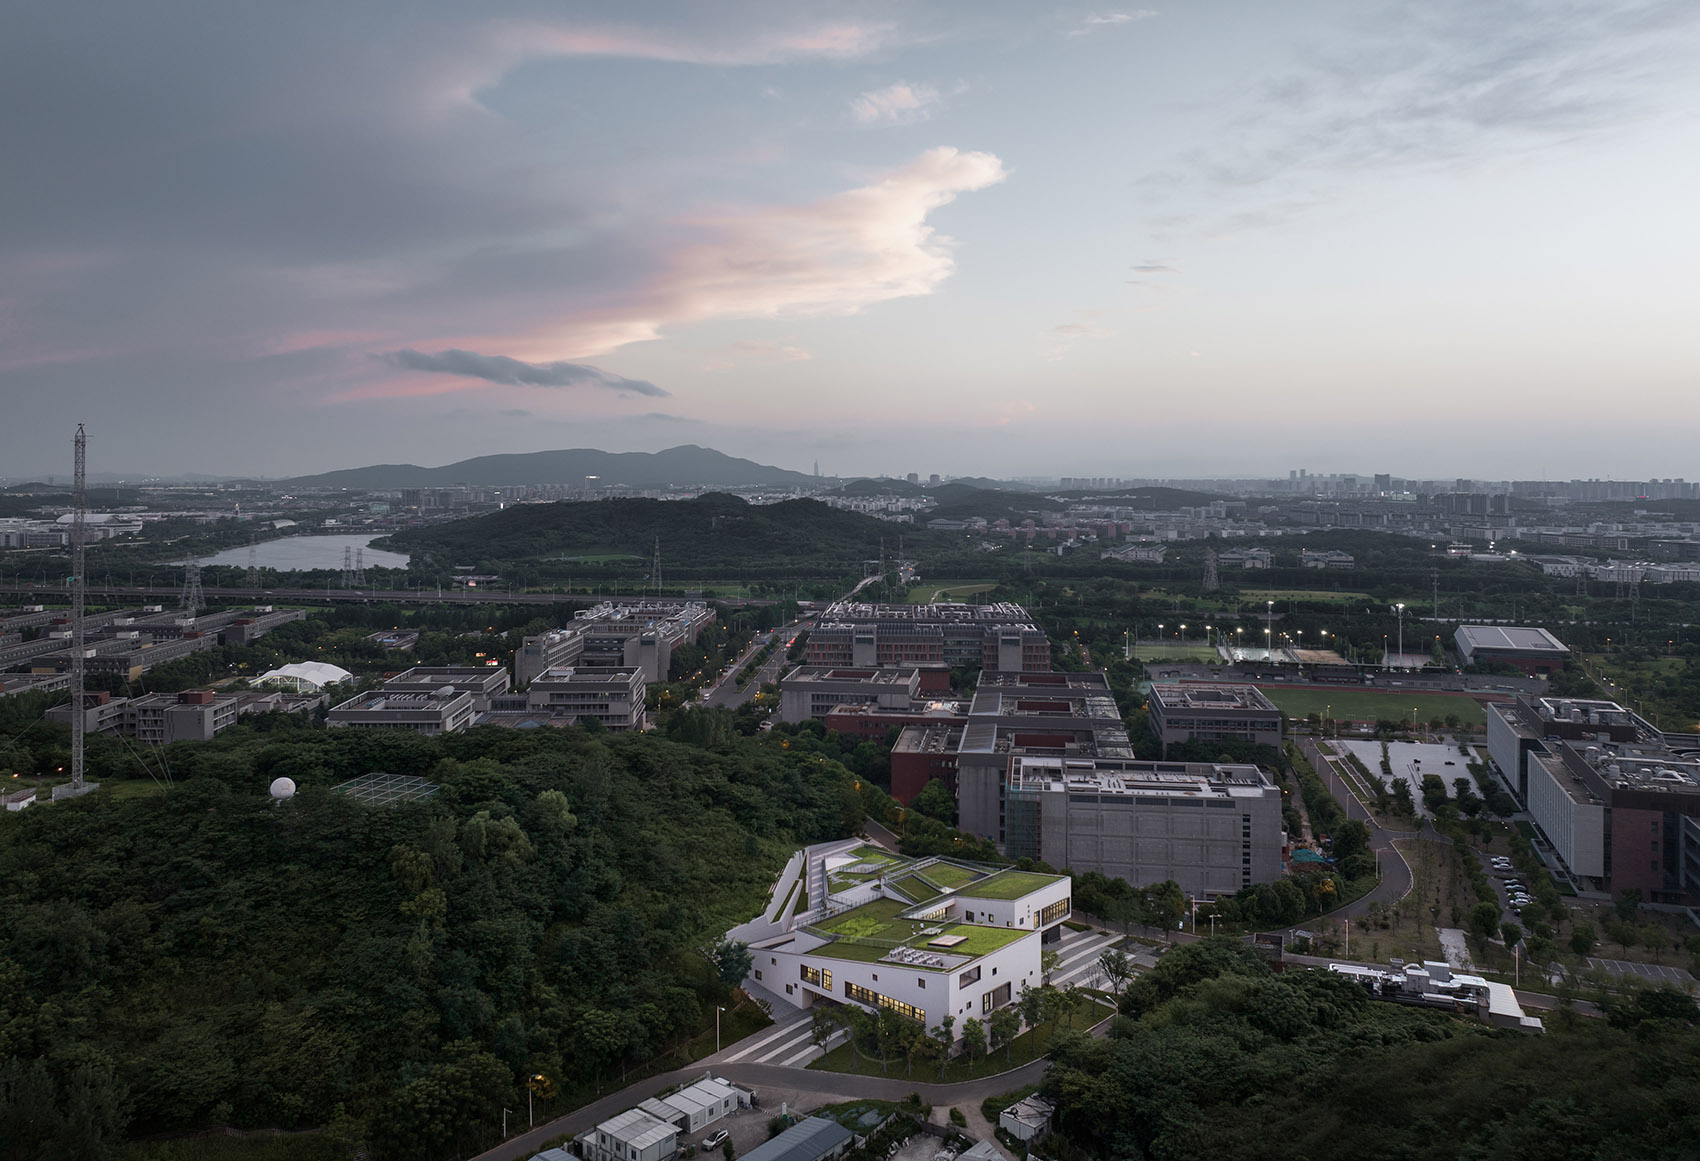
[1584,957,1696,988]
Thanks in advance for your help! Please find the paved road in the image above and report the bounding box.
[702,621,800,709]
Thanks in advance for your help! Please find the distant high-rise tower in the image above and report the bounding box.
[813,460,820,477]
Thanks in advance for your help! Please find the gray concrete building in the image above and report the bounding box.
[805,601,1050,673]
[516,601,713,684]
[1002,756,1285,898]
[129,689,241,744]
[328,686,476,734]
[524,666,647,731]
[1147,682,1283,753]
[777,666,922,723]
[379,665,510,711]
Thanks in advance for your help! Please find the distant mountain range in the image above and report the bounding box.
[281,445,824,490]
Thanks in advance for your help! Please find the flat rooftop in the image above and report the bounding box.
[819,600,1037,625]
[785,666,920,685]
[1149,682,1279,712]
[1458,625,1569,655]
[1009,755,1276,799]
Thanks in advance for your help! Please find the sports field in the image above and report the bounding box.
[1134,643,1220,662]
[1259,686,1488,726]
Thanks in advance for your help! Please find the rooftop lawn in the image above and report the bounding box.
[849,845,901,865]
[917,862,979,888]
[814,897,1029,967]
[959,869,1061,901]
[891,875,942,904]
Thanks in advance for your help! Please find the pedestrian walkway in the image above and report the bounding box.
[1049,926,1123,989]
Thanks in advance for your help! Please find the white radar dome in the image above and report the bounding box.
[269,777,297,800]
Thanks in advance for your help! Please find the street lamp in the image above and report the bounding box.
[716,1005,724,1053]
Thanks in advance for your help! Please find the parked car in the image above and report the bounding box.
[703,1131,730,1150]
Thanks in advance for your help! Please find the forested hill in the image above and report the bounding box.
[1043,940,1700,1160]
[283,445,819,490]
[0,723,865,1159]
[382,494,950,572]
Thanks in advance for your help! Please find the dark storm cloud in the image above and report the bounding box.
[379,348,669,396]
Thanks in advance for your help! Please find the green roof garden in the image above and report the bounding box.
[957,869,1063,901]
[810,897,1029,968]
[916,862,979,888]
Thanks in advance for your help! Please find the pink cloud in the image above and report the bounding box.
[503,21,892,66]
[541,146,1008,357]
[851,82,941,125]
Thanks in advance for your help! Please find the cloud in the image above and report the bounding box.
[377,348,668,395]
[1072,11,1158,35]
[548,146,1008,357]
[1041,319,1114,361]
[1128,261,1178,274]
[1140,0,1700,234]
[502,21,893,67]
[851,82,941,125]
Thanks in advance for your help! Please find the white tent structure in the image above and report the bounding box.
[256,661,354,692]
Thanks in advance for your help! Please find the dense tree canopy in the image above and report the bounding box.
[0,722,865,1159]
[1043,938,1700,1161]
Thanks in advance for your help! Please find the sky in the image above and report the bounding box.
[4,0,1700,482]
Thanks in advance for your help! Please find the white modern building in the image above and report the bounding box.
[727,840,1070,1040]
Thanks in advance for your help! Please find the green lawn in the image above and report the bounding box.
[918,862,980,888]
[1260,687,1488,726]
[815,898,1028,966]
[961,869,1061,901]
[1242,588,1373,604]
[892,875,942,904]
[907,580,997,603]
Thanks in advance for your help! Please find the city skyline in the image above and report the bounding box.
[5,1,1699,479]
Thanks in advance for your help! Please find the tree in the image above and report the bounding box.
[1570,922,1598,957]
[959,1016,986,1064]
[1501,921,1522,949]
[1614,887,1643,923]
[911,777,957,825]
[1469,900,1501,945]
[988,1007,1021,1064]
[930,1014,955,1080]
[1041,948,1062,986]
[1098,948,1134,996]
[809,1007,838,1057]
[709,940,754,988]
[1018,984,1044,1034]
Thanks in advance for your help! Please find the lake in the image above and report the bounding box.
[193,534,409,572]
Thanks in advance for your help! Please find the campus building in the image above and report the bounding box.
[778,666,924,723]
[515,601,713,685]
[1454,625,1570,677]
[327,686,476,734]
[805,602,1049,678]
[129,689,241,744]
[726,839,1071,1039]
[955,672,1134,843]
[523,665,647,731]
[1146,683,1283,753]
[1487,696,1700,899]
[378,665,510,712]
[1002,756,1285,899]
